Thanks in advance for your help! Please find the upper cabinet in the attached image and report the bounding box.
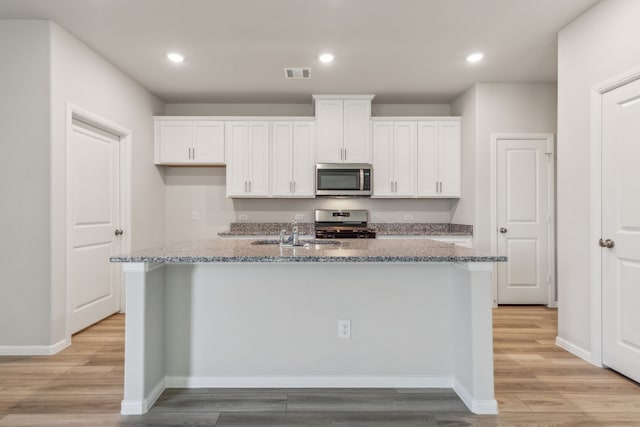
[372,117,461,198]
[155,119,225,165]
[271,121,316,197]
[226,121,270,197]
[417,120,461,198]
[314,95,374,163]
[372,121,417,197]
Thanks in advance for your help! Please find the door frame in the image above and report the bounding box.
[589,66,640,367]
[490,133,556,307]
[65,103,132,342]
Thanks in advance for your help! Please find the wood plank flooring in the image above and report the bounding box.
[0,307,639,426]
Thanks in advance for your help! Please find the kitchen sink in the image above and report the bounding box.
[251,239,342,246]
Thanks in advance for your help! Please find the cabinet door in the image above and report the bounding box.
[292,121,315,197]
[393,121,417,197]
[193,121,225,164]
[247,121,270,196]
[271,122,294,197]
[316,100,344,163]
[343,100,371,163]
[438,121,461,197]
[157,121,192,164]
[225,122,249,197]
[417,122,439,197]
[372,122,395,197]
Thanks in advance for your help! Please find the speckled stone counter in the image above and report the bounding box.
[217,222,472,237]
[111,238,503,263]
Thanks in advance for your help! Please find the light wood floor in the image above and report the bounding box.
[1,307,639,426]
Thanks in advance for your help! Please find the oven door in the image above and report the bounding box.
[316,164,372,196]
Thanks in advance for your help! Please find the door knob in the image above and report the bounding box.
[499,227,508,234]
[599,238,615,248]
[114,229,124,236]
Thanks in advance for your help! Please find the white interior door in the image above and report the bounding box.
[69,120,121,334]
[496,137,553,304]
[602,78,640,383]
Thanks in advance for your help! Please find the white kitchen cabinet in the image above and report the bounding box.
[417,120,461,198]
[226,121,270,197]
[372,121,416,197]
[155,120,225,165]
[271,121,315,197]
[314,95,374,163]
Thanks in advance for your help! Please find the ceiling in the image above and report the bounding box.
[0,0,600,104]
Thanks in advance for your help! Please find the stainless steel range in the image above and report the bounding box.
[314,209,377,239]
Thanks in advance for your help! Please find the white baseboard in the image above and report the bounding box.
[452,379,498,415]
[164,375,453,389]
[120,377,166,415]
[0,339,69,356]
[555,336,601,366]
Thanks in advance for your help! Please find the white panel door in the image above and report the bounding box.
[69,123,121,333]
[292,121,315,197]
[417,122,439,196]
[602,78,640,383]
[372,121,394,196]
[271,121,293,196]
[193,121,224,164]
[316,100,344,163]
[438,121,461,197]
[343,100,371,163]
[394,121,417,197]
[497,139,552,304]
[158,121,191,163]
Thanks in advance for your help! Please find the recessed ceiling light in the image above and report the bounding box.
[466,52,484,63]
[167,52,184,63]
[319,53,334,63]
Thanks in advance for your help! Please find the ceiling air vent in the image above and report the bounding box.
[284,67,311,79]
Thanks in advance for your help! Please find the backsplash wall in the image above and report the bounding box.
[164,167,454,243]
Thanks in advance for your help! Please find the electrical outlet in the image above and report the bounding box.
[338,320,351,339]
[294,214,304,221]
[239,214,248,221]
[191,211,199,221]
[404,214,414,221]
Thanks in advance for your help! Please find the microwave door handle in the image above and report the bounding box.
[360,169,364,191]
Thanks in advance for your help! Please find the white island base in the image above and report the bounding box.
[119,262,497,415]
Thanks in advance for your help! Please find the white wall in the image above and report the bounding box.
[451,83,557,252]
[162,102,456,243]
[0,20,165,349]
[0,20,52,346]
[450,86,478,236]
[557,0,640,356]
[164,167,454,242]
[164,103,451,117]
[49,22,165,344]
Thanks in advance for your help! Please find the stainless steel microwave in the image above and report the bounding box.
[316,163,372,196]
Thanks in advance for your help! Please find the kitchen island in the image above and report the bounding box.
[111,239,506,416]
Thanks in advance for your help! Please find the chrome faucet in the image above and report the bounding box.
[279,229,288,245]
[292,220,299,246]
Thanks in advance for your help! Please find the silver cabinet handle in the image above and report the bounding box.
[390,181,393,192]
[499,227,508,234]
[599,238,615,248]
[192,147,195,159]
[344,148,347,160]
[114,229,124,236]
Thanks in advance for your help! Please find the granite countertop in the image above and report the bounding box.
[218,222,473,237]
[111,238,504,264]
